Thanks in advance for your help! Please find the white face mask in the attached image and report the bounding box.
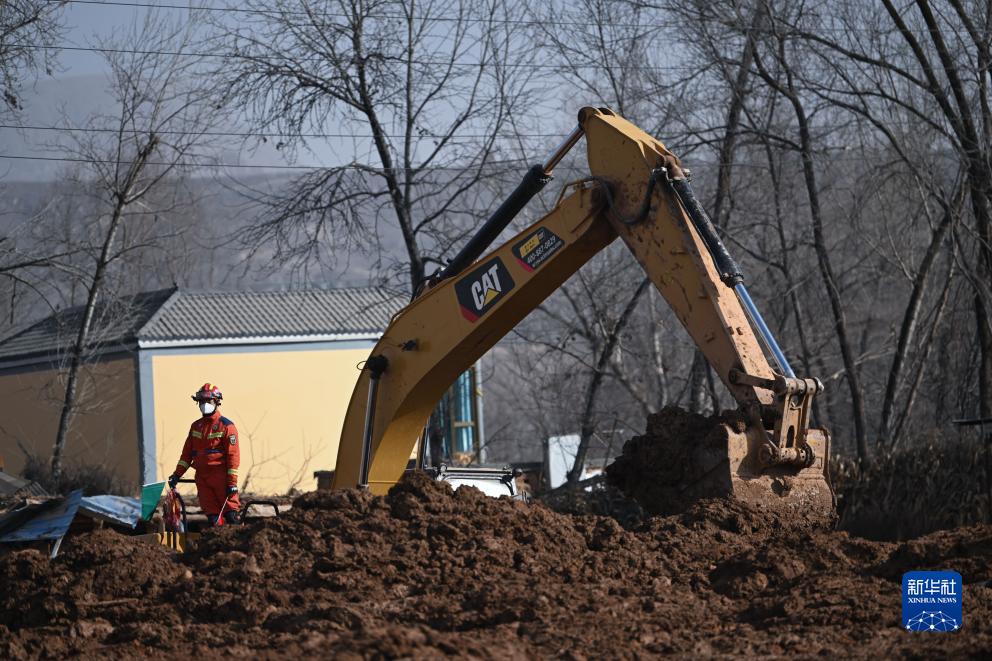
[199,401,216,416]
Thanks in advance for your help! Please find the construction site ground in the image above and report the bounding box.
[0,467,989,658]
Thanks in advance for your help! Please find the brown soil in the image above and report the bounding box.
[1,470,990,659]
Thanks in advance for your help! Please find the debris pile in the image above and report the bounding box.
[1,471,990,657]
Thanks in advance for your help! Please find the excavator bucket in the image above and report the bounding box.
[704,423,832,516]
[606,407,834,520]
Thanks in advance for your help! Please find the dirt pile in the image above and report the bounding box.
[2,472,991,658]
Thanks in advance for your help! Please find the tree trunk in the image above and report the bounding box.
[753,43,869,460]
[50,133,158,483]
[567,277,651,485]
[50,201,126,482]
[687,352,709,414]
[792,101,869,461]
[972,182,992,418]
[879,197,955,444]
[891,262,955,446]
[976,293,992,418]
[711,1,765,228]
[352,33,423,293]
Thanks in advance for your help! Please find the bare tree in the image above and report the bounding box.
[211,0,538,293]
[0,0,65,116]
[531,0,665,121]
[565,276,651,485]
[49,10,218,481]
[783,0,992,421]
[0,1,68,320]
[742,13,870,460]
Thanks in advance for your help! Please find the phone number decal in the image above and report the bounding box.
[512,227,565,272]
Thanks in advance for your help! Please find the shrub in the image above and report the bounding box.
[20,454,135,496]
[833,434,991,540]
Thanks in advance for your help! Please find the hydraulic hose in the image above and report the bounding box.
[436,125,585,283]
[667,176,744,287]
[438,165,551,281]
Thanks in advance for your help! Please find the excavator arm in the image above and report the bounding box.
[331,108,831,514]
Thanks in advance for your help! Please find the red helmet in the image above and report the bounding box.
[192,382,223,402]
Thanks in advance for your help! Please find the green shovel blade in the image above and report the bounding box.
[140,481,167,521]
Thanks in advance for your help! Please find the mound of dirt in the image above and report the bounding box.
[1,472,990,658]
[539,479,646,529]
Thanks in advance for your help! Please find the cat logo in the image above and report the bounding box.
[455,257,515,322]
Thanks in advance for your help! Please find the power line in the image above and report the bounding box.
[12,41,896,74]
[0,151,914,172]
[60,0,929,35]
[0,123,570,140]
[63,0,657,27]
[14,42,714,71]
[0,153,320,169]
[0,120,950,140]
[0,152,532,171]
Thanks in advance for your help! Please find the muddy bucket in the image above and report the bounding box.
[607,407,834,519]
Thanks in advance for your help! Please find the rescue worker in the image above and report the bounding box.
[168,383,240,525]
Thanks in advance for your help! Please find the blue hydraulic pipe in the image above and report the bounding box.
[666,175,796,378]
[734,283,796,378]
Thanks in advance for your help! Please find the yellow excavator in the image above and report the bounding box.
[331,107,833,514]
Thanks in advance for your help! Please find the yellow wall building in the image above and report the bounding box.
[0,287,402,495]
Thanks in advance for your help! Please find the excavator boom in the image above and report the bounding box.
[331,108,832,515]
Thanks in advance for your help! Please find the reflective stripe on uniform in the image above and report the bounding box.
[177,460,191,468]
[190,431,203,438]
[203,449,223,455]
[207,432,224,439]
[227,468,238,475]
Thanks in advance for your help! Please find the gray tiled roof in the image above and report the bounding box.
[0,288,176,363]
[0,287,403,365]
[138,288,403,343]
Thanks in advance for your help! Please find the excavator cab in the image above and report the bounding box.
[331,107,834,516]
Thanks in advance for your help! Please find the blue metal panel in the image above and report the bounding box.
[79,495,141,528]
[474,363,486,462]
[454,371,475,454]
[0,490,83,543]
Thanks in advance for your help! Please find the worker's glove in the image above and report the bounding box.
[168,474,179,490]
[227,485,238,496]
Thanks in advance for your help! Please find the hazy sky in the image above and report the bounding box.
[2,2,572,183]
[0,2,355,181]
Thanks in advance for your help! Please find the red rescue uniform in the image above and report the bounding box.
[172,410,240,515]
